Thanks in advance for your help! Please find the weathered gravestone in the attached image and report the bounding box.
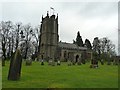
[77,61,82,65]
[100,59,104,65]
[48,60,52,65]
[107,59,111,65]
[51,60,55,66]
[8,49,22,80]
[90,52,98,68]
[90,59,98,68]
[72,60,76,65]
[41,60,44,65]
[68,60,72,66]
[57,60,60,65]
[48,58,55,66]
[113,56,119,65]
[77,56,82,65]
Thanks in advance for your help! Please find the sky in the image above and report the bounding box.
[0,0,119,55]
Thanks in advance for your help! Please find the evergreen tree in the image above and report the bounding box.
[73,39,76,44]
[85,39,92,50]
[76,31,83,47]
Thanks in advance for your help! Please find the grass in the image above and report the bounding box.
[0,61,2,89]
[2,61,118,88]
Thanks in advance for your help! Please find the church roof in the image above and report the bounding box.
[58,42,87,50]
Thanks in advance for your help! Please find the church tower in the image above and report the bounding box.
[39,11,59,60]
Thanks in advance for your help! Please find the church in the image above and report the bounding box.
[39,12,92,62]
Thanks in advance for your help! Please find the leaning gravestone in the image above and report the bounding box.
[8,49,22,80]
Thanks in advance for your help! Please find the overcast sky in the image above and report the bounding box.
[0,0,118,54]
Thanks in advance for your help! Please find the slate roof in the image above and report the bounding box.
[58,42,87,50]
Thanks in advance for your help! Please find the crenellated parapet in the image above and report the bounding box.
[41,11,58,23]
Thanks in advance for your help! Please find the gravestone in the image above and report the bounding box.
[48,60,52,65]
[48,58,55,66]
[113,57,119,65]
[77,57,82,65]
[90,59,98,68]
[100,59,104,65]
[8,49,22,80]
[77,61,82,65]
[51,61,55,66]
[90,52,99,68]
[57,60,60,65]
[72,61,76,65]
[107,59,111,65]
[41,60,44,65]
[68,60,72,66]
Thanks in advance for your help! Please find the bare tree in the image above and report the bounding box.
[0,21,39,61]
[31,26,40,55]
[99,37,116,56]
[20,24,33,59]
[14,22,23,51]
[0,21,13,60]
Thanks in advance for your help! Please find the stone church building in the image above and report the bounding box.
[39,12,92,62]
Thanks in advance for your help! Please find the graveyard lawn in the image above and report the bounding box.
[2,61,118,88]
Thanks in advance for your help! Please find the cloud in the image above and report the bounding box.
[0,3,2,21]
[79,2,117,18]
[1,2,118,54]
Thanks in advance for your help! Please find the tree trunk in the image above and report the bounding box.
[24,47,28,59]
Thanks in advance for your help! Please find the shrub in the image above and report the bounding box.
[26,60,32,66]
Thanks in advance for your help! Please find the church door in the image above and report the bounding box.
[76,55,79,63]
